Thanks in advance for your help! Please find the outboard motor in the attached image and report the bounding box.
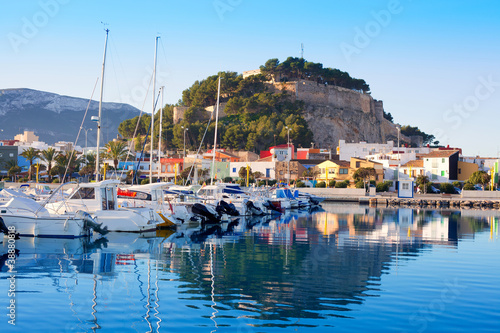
[192,203,220,224]
[76,211,109,236]
[245,201,265,216]
[216,200,240,217]
[262,200,282,214]
[0,217,9,235]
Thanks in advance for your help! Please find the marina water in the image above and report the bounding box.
[1,203,499,332]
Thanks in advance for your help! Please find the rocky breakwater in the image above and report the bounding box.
[377,198,500,209]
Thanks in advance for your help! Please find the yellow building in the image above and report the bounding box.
[350,157,385,183]
[457,161,478,181]
[315,160,351,182]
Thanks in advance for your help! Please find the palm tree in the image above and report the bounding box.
[40,148,59,182]
[54,151,81,182]
[416,175,430,193]
[104,140,129,170]
[20,147,40,181]
[4,159,21,182]
[78,152,96,177]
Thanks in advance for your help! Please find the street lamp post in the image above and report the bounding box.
[82,127,92,153]
[286,126,291,186]
[396,125,401,184]
[182,126,188,159]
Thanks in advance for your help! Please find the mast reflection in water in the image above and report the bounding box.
[1,203,499,332]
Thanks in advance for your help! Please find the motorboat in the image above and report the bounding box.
[44,180,163,233]
[0,194,106,238]
[117,182,191,228]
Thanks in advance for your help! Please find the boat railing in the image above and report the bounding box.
[35,181,77,216]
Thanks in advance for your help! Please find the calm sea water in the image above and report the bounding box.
[1,203,499,332]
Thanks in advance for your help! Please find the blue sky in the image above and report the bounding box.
[1,0,499,156]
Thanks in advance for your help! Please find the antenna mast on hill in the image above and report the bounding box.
[301,43,304,59]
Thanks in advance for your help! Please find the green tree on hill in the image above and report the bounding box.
[400,125,437,145]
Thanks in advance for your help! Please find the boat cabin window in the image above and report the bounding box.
[71,187,95,200]
[101,187,116,210]
[151,190,162,203]
[198,189,214,197]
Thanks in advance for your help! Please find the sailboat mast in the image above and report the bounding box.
[149,36,159,184]
[95,28,109,181]
[210,76,221,185]
[158,86,164,179]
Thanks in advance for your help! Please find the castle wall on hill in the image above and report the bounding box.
[268,80,384,121]
[173,103,227,124]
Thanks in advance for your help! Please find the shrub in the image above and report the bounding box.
[376,181,392,192]
[141,179,150,185]
[52,178,60,183]
[452,181,462,189]
[328,180,336,188]
[335,180,349,188]
[316,181,326,188]
[440,183,455,194]
[223,177,232,183]
[355,180,365,188]
[296,180,306,188]
[463,182,475,190]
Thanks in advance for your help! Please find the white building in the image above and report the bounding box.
[229,161,276,180]
[270,144,294,162]
[338,140,395,161]
[422,150,460,182]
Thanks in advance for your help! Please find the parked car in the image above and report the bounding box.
[429,185,441,194]
[453,187,462,194]
[474,184,483,191]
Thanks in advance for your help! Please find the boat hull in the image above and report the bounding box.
[1,215,88,238]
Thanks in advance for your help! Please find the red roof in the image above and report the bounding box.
[424,150,460,158]
[260,151,272,159]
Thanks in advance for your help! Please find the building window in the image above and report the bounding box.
[441,170,445,176]
[356,161,360,168]
[442,158,445,163]
[402,183,409,190]
[232,168,236,172]
[458,168,461,174]
[340,168,348,174]
[404,169,407,174]
[0,153,2,157]
[9,153,13,157]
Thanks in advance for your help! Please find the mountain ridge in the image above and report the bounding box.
[0,88,140,146]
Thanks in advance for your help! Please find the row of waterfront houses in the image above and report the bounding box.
[0,131,496,185]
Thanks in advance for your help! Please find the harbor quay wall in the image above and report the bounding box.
[461,190,500,199]
[296,187,366,200]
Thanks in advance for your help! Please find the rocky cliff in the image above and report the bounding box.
[268,80,406,148]
[0,88,140,146]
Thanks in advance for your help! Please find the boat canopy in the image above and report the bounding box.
[276,188,295,199]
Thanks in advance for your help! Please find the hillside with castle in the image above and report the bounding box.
[172,63,408,150]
